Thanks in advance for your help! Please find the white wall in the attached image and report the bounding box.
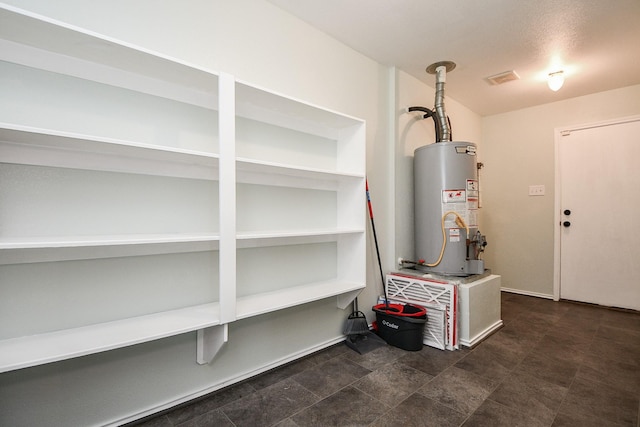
[481,84,640,297]
[0,1,389,426]
[393,69,483,265]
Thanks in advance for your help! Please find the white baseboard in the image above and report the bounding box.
[501,287,554,300]
[459,320,503,348]
[110,336,346,426]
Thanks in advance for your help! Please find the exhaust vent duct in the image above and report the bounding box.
[426,61,456,142]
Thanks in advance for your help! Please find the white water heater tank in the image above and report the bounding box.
[414,141,485,276]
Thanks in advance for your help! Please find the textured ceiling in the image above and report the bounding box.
[267,0,640,116]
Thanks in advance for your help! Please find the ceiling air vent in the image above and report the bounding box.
[485,70,520,85]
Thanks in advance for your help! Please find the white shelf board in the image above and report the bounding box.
[236,228,363,248]
[236,156,363,190]
[235,280,365,320]
[235,80,364,140]
[0,5,219,108]
[0,233,220,264]
[0,123,219,180]
[0,233,220,249]
[0,302,221,373]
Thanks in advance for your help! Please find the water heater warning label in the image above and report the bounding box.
[441,186,479,228]
[442,190,466,203]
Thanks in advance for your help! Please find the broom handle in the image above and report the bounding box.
[366,180,388,306]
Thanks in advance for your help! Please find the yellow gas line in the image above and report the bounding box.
[423,210,469,267]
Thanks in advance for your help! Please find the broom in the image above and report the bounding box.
[343,180,387,354]
[343,181,387,335]
[343,179,376,336]
[366,179,388,309]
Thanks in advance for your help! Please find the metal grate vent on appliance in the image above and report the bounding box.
[485,70,520,85]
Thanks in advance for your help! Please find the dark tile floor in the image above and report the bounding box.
[133,293,640,427]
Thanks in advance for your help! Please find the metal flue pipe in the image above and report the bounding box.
[426,60,456,142]
[434,65,450,142]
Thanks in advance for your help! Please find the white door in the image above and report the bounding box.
[558,118,640,310]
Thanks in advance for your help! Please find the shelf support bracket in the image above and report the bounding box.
[336,289,363,309]
[196,324,228,365]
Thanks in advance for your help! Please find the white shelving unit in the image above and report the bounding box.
[0,4,365,373]
[232,78,366,323]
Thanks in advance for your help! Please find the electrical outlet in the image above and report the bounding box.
[528,185,545,196]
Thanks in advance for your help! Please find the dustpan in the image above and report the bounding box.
[343,299,369,336]
[344,298,387,354]
[344,330,386,354]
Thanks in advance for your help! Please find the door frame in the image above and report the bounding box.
[553,114,640,301]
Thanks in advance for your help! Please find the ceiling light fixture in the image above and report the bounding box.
[547,71,564,91]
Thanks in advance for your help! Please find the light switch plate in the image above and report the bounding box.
[528,185,545,196]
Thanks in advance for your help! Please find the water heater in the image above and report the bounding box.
[409,61,486,276]
[414,141,485,275]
